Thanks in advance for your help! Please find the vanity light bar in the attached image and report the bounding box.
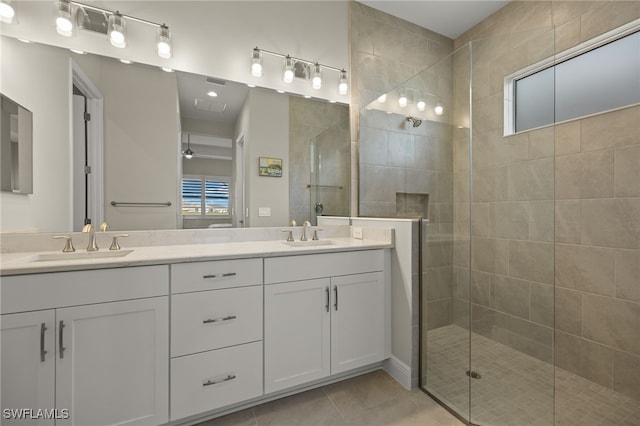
[53,0,173,59]
[250,47,348,96]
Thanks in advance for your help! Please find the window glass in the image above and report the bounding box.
[182,177,229,217]
[512,30,640,133]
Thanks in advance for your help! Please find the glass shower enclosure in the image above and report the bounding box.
[362,19,640,425]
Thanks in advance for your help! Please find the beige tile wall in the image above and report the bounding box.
[351,2,457,330]
[453,0,640,401]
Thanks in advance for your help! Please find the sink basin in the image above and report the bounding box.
[21,249,134,263]
[282,240,335,247]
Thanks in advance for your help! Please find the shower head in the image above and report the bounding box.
[406,116,423,128]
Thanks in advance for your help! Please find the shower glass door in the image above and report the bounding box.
[417,25,556,426]
[468,27,555,426]
[309,123,350,225]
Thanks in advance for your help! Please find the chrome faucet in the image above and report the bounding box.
[301,220,311,241]
[82,224,99,252]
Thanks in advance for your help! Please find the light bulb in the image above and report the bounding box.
[435,102,444,116]
[283,55,294,83]
[156,24,172,59]
[108,12,126,48]
[312,63,322,90]
[398,96,408,108]
[251,48,263,77]
[338,69,348,95]
[417,100,426,112]
[55,0,73,37]
[0,1,15,24]
[377,94,387,103]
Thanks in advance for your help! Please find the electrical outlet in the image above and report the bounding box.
[258,207,271,217]
[352,226,363,239]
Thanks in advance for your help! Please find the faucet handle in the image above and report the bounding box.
[110,234,129,251]
[53,236,75,253]
[312,228,324,241]
[280,229,294,242]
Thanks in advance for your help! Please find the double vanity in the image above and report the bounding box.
[0,226,392,425]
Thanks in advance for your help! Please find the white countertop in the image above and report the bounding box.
[0,237,393,276]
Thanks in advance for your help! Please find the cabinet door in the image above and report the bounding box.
[331,272,385,374]
[264,278,330,393]
[1,310,56,425]
[56,297,169,426]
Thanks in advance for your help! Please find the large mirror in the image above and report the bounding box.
[0,94,33,195]
[0,36,350,233]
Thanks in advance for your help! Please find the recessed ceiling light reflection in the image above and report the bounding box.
[207,91,218,97]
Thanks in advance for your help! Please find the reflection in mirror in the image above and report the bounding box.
[0,94,33,195]
[0,35,350,233]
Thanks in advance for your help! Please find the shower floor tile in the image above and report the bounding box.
[423,324,640,426]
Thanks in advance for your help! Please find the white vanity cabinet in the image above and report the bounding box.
[0,266,169,426]
[169,258,263,421]
[1,310,56,425]
[264,250,388,394]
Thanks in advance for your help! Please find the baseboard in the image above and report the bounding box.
[383,356,413,390]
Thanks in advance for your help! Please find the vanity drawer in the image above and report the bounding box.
[170,341,263,420]
[1,265,169,314]
[171,258,262,293]
[171,285,262,357]
[264,249,385,284]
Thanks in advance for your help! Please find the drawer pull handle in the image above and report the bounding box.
[40,322,48,362]
[334,285,339,311]
[203,272,237,279]
[58,320,66,359]
[203,374,236,387]
[203,315,237,324]
[325,286,330,312]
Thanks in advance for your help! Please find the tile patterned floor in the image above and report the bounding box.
[197,370,465,426]
[424,324,640,426]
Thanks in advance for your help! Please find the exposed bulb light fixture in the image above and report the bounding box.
[250,47,346,95]
[312,62,322,90]
[156,24,172,59]
[434,101,444,116]
[183,135,194,160]
[0,0,15,24]
[377,94,387,103]
[338,69,348,95]
[416,99,426,112]
[56,0,73,37]
[283,55,294,83]
[108,11,126,48]
[398,94,408,108]
[251,47,263,77]
[52,2,175,58]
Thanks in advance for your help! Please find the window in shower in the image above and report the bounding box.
[504,19,640,134]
